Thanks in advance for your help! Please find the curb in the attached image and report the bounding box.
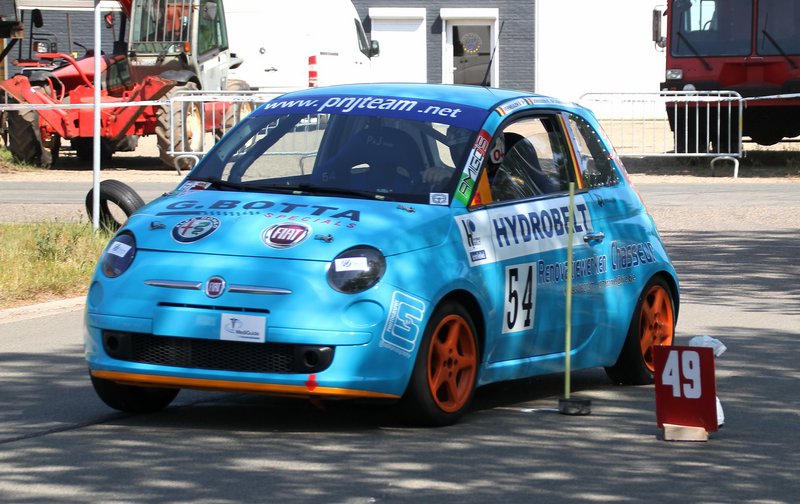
[0,296,85,324]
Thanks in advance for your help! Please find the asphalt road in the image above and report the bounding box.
[0,177,799,502]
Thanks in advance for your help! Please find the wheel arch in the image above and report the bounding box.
[653,270,680,321]
[431,289,486,362]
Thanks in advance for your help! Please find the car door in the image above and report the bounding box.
[472,113,598,362]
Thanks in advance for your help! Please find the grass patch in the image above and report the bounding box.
[0,222,111,309]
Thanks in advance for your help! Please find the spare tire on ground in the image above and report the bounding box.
[85,179,145,232]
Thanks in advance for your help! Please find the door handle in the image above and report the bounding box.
[583,232,605,243]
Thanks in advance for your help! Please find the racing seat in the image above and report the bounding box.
[315,126,424,193]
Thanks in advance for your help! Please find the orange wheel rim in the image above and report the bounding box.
[426,314,477,413]
[639,285,675,372]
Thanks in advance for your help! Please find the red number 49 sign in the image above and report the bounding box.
[654,346,718,432]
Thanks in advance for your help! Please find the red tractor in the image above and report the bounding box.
[1,0,247,168]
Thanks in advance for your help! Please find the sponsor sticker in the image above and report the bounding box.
[334,257,369,272]
[262,223,311,249]
[107,241,132,258]
[455,195,593,266]
[430,193,449,206]
[220,313,266,343]
[380,292,427,357]
[172,216,221,243]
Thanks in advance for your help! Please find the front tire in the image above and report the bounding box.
[400,301,479,426]
[91,374,179,413]
[606,276,676,385]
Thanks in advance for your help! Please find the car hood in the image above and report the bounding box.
[125,189,454,260]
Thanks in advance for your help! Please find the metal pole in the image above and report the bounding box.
[564,182,575,400]
[92,1,102,231]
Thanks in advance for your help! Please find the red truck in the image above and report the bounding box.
[654,0,800,152]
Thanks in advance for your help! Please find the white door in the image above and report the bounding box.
[440,8,499,86]
[368,8,427,83]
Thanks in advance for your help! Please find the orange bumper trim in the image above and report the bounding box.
[91,370,400,400]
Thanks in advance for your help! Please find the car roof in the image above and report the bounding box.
[276,83,567,112]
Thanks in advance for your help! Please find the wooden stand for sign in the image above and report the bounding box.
[662,423,709,442]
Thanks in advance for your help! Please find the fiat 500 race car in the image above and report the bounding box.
[85,83,678,425]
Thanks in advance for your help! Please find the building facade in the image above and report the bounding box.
[352,1,536,90]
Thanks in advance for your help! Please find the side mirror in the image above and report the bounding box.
[369,39,380,58]
[652,8,666,49]
[31,8,43,29]
[204,2,218,21]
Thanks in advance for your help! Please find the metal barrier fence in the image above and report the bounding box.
[578,91,744,176]
[0,89,281,173]
[164,90,282,171]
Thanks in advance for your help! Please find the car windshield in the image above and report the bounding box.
[190,109,478,204]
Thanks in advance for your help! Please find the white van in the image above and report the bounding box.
[224,0,379,92]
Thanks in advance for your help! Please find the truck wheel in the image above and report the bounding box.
[85,179,145,232]
[156,81,203,170]
[6,108,59,168]
[91,374,179,413]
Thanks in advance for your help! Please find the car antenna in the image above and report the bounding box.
[480,20,505,87]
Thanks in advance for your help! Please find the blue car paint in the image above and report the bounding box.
[85,83,678,403]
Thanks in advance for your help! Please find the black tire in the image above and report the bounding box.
[91,374,179,413]
[6,107,59,168]
[85,179,145,232]
[399,301,479,426]
[605,276,676,385]
[156,81,202,170]
[73,138,113,163]
[73,135,139,162]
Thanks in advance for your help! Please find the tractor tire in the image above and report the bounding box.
[85,179,146,232]
[6,108,59,168]
[215,79,253,140]
[73,136,139,163]
[156,81,203,171]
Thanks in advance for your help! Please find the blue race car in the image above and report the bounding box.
[85,83,678,425]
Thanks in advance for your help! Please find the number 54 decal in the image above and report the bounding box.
[504,263,536,333]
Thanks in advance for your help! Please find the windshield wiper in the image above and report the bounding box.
[677,31,712,71]
[293,183,390,200]
[761,29,798,69]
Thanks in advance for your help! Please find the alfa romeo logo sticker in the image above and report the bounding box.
[172,217,221,243]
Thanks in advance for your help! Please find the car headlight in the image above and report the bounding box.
[327,246,386,293]
[101,232,137,278]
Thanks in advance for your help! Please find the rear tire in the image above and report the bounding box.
[91,374,179,413]
[156,81,203,171]
[399,301,479,426]
[606,276,676,385]
[85,179,145,232]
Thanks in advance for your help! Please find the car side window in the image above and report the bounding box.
[487,116,571,203]
[566,114,619,188]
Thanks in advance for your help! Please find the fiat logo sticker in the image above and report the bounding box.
[205,276,226,298]
[262,223,311,249]
[172,217,221,243]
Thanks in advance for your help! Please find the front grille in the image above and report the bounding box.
[103,331,333,374]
